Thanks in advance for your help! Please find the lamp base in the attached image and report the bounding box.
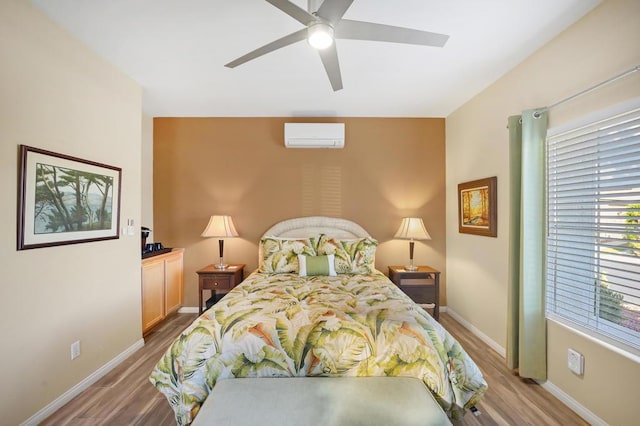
[214,263,229,270]
[405,264,418,271]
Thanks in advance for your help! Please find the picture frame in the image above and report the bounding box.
[17,145,122,250]
[458,176,497,237]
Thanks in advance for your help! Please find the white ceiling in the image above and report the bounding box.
[32,0,600,117]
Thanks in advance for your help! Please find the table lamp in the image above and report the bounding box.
[394,217,431,271]
[201,215,239,269]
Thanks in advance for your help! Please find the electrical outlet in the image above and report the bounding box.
[71,340,81,360]
[567,348,584,375]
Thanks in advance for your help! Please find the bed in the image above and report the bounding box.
[150,216,487,425]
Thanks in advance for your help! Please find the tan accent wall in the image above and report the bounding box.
[0,1,142,423]
[153,117,446,308]
[446,0,640,424]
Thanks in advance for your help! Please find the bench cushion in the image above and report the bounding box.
[192,377,451,426]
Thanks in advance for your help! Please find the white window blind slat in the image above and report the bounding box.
[550,132,640,159]
[552,136,640,162]
[549,111,640,142]
[552,148,640,173]
[546,105,640,355]
[553,166,640,185]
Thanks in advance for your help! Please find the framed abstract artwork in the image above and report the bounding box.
[17,145,122,250]
[458,176,497,237]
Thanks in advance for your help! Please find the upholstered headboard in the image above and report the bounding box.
[262,216,371,239]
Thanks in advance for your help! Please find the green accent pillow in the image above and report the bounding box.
[298,254,337,277]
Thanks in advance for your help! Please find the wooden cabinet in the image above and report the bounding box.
[388,265,441,320]
[164,253,184,314]
[142,248,184,334]
[142,259,165,333]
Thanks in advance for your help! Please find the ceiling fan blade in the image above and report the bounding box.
[335,19,449,47]
[318,43,343,91]
[225,29,308,68]
[265,0,316,26]
[316,0,354,25]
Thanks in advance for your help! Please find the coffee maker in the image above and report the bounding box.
[141,227,168,258]
[141,227,151,254]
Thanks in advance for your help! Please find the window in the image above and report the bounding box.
[546,105,640,354]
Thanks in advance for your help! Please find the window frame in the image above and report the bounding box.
[545,98,640,359]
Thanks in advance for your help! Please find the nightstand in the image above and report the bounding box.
[197,263,245,315]
[388,265,441,320]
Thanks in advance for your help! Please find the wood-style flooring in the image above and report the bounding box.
[42,312,588,425]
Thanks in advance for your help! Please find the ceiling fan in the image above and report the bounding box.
[225,0,449,91]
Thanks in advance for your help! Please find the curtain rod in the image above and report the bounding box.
[548,65,640,110]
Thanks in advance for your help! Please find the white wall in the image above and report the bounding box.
[446,0,640,424]
[142,114,154,241]
[0,1,142,423]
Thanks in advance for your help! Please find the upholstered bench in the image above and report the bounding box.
[191,377,452,426]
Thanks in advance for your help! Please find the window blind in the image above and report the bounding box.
[546,106,640,353]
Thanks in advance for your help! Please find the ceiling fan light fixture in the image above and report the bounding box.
[226,0,450,91]
[307,22,334,50]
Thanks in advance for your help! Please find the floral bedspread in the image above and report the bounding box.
[149,271,487,425]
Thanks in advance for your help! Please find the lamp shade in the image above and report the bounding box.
[201,215,239,238]
[394,217,431,241]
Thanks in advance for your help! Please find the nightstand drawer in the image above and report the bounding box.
[400,284,435,305]
[202,276,232,290]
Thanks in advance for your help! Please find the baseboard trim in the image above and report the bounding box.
[445,308,606,425]
[536,380,606,426]
[445,307,506,357]
[21,338,145,426]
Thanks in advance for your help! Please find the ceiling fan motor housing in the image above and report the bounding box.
[308,22,334,49]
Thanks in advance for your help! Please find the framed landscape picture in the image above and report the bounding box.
[458,176,497,237]
[17,145,122,250]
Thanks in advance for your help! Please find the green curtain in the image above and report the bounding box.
[506,109,548,380]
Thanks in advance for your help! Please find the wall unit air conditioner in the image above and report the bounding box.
[284,123,345,149]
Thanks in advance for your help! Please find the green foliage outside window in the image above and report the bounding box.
[598,280,624,324]
[623,203,640,255]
